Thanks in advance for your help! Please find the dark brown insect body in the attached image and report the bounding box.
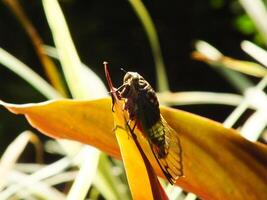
[120,72,167,156]
[119,72,183,184]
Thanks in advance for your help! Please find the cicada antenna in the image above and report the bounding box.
[120,67,127,73]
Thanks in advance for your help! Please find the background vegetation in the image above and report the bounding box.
[0,0,266,199]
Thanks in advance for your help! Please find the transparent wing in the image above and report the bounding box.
[148,116,183,184]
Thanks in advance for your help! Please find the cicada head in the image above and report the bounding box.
[123,72,144,88]
[120,72,141,99]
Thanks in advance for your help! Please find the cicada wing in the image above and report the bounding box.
[148,116,183,184]
[130,87,183,183]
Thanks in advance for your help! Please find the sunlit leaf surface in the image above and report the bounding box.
[1,98,267,200]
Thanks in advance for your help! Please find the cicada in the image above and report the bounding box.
[117,71,183,184]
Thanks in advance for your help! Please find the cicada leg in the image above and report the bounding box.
[112,119,136,140]
[108,83,127,112]
[124,119,138,140]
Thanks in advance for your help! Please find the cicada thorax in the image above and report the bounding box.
[120,72,168,158]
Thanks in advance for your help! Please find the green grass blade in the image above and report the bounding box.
[241,40,267,68]
[3,0,67,96]
[157,91,246,107]
[42,0,106,99]
[67,147,100,200]
[194,40,253,93]
[128,0,169,92]
[43,45,107,99]
[42,1,112,200]
[95,155,130,200]
[0,47,61,99]
[239,0,267,44]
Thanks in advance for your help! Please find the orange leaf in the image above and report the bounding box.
[114,120,168,200]
[1,99,118,158]
[1,98,267,200]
